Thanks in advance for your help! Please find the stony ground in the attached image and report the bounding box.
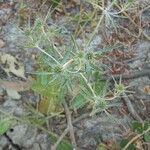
[0,0,150,150]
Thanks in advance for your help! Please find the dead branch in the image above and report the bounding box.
[122,94,143,122]
[63,100,77,150]
[51,128,69,150]
[102,69,150,81]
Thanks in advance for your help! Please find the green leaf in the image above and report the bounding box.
[34,18,43,31]
[56,141,72,150]
[71,93,88,109]
[97,145,107,150]
[61,49,73,64]
[50,133,72,150]
[32,74,63,113]
[120,139,136,150]
[92,71,106,96]
[51,0,61,8]
[132,122,149,134]
[0,117,16,135]
[144,133,150,142]
[32,74,58,97]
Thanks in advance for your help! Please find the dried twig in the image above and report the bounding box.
[123,127,150,150]
[122,94,143,122]
[102,69,150,81]
[63,100,77,150]
[51,128,69,150]
[0,79,31,91]
[60,113,90,129]
[115,4,150,41]
[51,113,90,149]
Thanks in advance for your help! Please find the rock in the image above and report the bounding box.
[131,77,150,98]
[7,124,37,148]
[76,114,125,149]
[3,99,24,116]
[76,38,83,46]
[30,143,41,150]
[6,88,21,100]
[76,35,102,51]
[136,41,150,57]
[6,124,51,149]
[129,41,150,69]
[2,24,25,52]
[0,87,3,96]
[0,39,5,48]
[3,99,18,113]
[129,77,150,119]
[35,134,51,150]
[89,35,102,48]
[0,136,9,148]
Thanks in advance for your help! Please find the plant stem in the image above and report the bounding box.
[62,59,74,69]
[36,46,61,65]
[85,13,104,48]
[80,73,96,97]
